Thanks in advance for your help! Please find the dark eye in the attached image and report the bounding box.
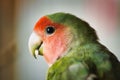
[45,26,55,35]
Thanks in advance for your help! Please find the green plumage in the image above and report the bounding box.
[46,12,120,80]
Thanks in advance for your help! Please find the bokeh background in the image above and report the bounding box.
[0,0,120,80]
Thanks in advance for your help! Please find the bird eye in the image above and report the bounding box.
[45,26,55,35]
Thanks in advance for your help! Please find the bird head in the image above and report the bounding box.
[28,12,98,66]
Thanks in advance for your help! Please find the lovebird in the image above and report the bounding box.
[28,12,120,80]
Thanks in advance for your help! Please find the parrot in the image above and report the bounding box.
[28,12,120,80]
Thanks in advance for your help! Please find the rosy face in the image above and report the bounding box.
[29,16,73,65]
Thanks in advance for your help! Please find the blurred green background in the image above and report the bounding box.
[0,0,120,80]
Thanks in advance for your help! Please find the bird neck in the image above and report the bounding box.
[65,41,100,59]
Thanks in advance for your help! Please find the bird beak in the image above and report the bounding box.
[28,32,43,58]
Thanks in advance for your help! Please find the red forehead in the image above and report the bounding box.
[33,16,65,35]
[34,16,51,32]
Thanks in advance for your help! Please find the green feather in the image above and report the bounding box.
[45,12,120,80]
[47,12,98,44]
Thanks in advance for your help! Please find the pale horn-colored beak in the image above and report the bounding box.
[28,32,43,58]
